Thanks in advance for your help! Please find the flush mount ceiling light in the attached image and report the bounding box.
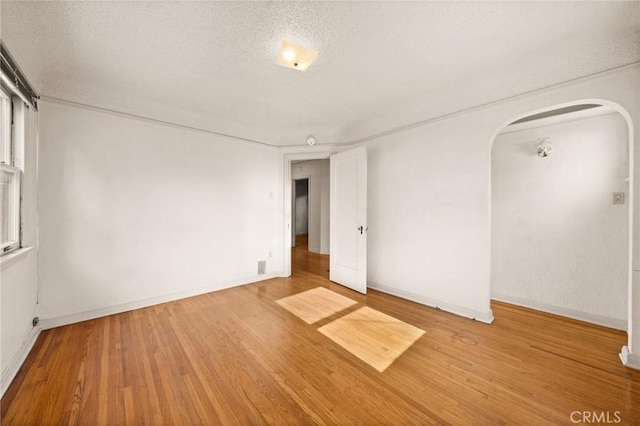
[276,40,318,72]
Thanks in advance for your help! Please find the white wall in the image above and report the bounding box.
[365,117,494,321]
[492,111,629,328]
[1,103,39,396]
[37,100,282,322]
[362,65,640,336]
[292,160,330,254]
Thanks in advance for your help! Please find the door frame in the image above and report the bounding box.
[282,151,333,277]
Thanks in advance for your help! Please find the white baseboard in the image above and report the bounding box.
[1,325,41,398]
[40,272,280,330]
[368,281,495,324]
[491,293,626,331]
[620,346,640,370]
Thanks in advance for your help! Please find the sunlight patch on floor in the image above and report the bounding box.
[276,287,357,324]
[318,306,425,372]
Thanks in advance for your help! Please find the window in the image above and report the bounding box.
[0,86,21,255]
[0,42,38,256]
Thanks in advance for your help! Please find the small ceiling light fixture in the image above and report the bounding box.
[537,137,552,158]
[276,40,318,72]
[306,135,316,146]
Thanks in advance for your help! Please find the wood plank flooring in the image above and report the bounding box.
[276,286,357,324]
[2,237,640,424]
[318,306,425,372]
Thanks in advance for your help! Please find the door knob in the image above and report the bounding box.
[358,226,364,234]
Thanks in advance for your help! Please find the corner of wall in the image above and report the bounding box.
[620,345,640,370]
[0,325,40,398]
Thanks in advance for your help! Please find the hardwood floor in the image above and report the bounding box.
[2,238,640,424]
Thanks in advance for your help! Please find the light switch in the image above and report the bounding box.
[613,192,625,205]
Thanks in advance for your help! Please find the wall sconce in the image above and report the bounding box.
[537,137,552,158]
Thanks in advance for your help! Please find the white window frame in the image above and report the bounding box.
[1,163,20,253]
[0,85,22,255]
[0,87,11,163]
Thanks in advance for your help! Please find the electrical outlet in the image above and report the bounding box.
[613,192,625,205]
[258,260,266,275]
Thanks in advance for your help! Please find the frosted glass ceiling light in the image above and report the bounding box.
[276,40,318,72]
[282,47,296,62]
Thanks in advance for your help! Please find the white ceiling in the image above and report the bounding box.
[2,1,639,146]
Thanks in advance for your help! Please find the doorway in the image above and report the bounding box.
[490,103,632,333]
[287,158,331,279]
[283,148,368,294]
[292,177,309,249]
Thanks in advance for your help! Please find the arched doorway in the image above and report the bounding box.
[489,100,635,365]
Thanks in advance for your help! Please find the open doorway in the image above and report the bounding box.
[292,178,309,248]
[283,148,368,294]
[490,103,631,333]
[289,159,331,278]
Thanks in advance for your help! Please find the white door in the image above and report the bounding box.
[330,146,367,293]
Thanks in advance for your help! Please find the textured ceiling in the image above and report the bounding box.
[1,1,639,146]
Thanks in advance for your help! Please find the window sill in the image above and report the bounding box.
[0,246,34,270]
